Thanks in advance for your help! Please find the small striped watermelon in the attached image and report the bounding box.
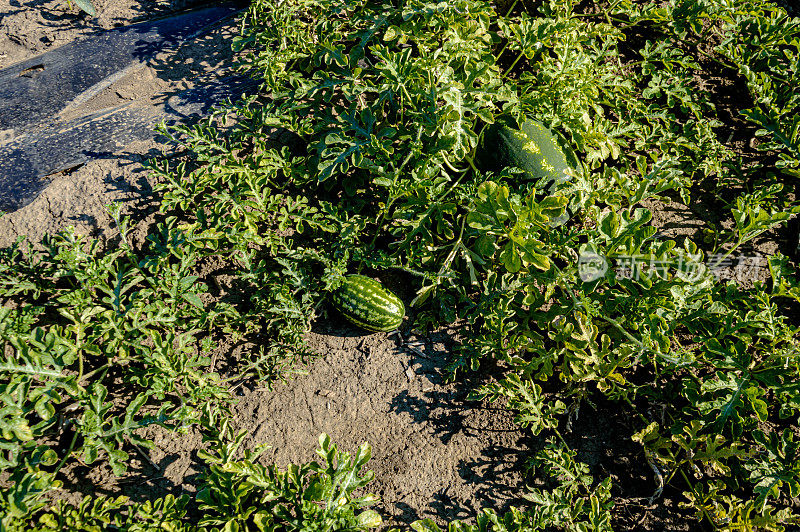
[331,275,405,332]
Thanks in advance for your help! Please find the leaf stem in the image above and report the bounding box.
[493,0,520,63]
[79,363,111,386]
[502,51,525,79]
[53,429,79,478]
[679,468,718,529]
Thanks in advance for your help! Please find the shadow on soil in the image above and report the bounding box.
[55,437,204,505]
[1,0,238,34]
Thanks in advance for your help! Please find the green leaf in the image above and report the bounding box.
[500,244,521,273]
[73,0,96,16]
[182,292,203,309]
[525,251,551,271]
[357,510,382,528]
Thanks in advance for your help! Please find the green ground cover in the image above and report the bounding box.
[2,0,800,529]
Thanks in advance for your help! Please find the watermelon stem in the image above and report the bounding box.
[365,126,425,257]
[436,216,467,279]
[385,264,430,278]
[464,155,479,175]
[442,156,467,175]
[493,0,520,63]
[502,51,525,79]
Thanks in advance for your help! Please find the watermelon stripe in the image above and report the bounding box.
[331,275,404,332]
[478,118,573,189]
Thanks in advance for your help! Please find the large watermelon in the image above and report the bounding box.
[477,118,574,189]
